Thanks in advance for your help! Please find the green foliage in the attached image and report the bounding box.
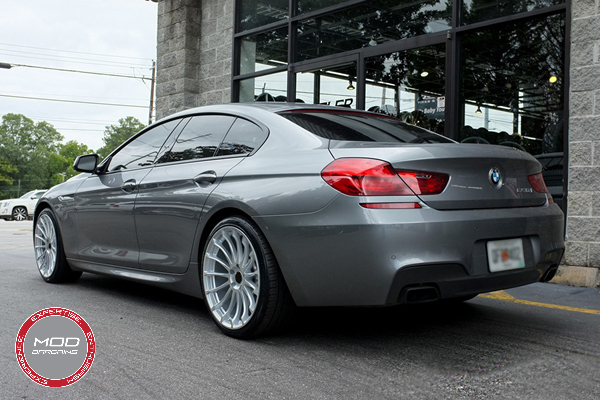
[0,113,64,199]
[96,116,145,160]
[0,159,18,185]
[0,113,133,200]
[60,140,93,182]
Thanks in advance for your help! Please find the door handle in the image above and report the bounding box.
[121,180,137,193]
[194,171,217,186]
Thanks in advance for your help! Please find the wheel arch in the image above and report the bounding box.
[194,206,298,306]
[11,205,29,220]
[33,201,53,227]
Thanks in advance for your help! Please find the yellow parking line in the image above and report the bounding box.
[478,290,600,315]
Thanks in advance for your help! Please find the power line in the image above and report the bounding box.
[0,94,147,108]
[5,91,147,102]
[0,48,151,68]
[29,118,112,126]
[54,128,104,132]
[7,63,150,80]
[0,52,150,69]
[0,42,154,61]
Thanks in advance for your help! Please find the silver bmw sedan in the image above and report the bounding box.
[33,103,564,338]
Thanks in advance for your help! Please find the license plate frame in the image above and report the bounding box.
[486,238,525,273]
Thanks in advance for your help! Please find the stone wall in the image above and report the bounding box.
[156,0,233,120]
[556,0,600,287]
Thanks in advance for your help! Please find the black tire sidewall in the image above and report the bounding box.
[13,207,27,221]
[35,208,73,283]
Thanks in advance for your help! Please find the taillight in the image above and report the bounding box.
[321,158,414,196]
[528,173,549,193]
[321,158,448,196]
[397,171,449,195]
[528,172,553,203]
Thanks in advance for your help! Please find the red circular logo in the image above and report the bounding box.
[15,307,95,387]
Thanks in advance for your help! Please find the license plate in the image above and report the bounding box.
[486,238,525,272]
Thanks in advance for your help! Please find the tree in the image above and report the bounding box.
[96,117,145,159]
[59,140,94,182]
[0,160,18,186]
[0,114,64,198]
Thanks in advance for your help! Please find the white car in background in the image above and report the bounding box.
[0,190,47,221]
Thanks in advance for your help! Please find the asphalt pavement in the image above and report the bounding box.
[1,220,599,399]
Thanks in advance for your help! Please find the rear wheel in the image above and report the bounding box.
[201,216,294,339]
[12,207,27,221]
[34,209,82,283]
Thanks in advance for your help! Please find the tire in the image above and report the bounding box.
[12,206,28,221]
[34,209,82,283]
[201,216,295,339]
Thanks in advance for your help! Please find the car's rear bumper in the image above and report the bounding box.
[257,196,565,307]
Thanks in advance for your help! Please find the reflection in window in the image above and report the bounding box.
[159,116,235,163]
[239,27,288,75]
[108,120,179,172]
[365,44,446,134]
[216,119,268,156]
[296,63,357,107]
[460,14,564,155]
[462,0,564,25]
[297,0,350,14]
[280,111,453,143]
[297,0,450,61]
[239,0,288,32]
[239,70,288,103]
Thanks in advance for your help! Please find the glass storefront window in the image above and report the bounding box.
[460,14,565,155]
[296,0,450,62]
[239,70,288,103]
[239,27,288,75]
[462,0,564,25]
[296,63,357,107]
[297,0,350,14]
[365,44,446,134]
[239,0,288,32]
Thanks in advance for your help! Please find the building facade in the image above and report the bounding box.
[155,0,600,287]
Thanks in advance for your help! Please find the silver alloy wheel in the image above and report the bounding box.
[34,213,57,278]
[203,225,260,330]
[13,207,27,221]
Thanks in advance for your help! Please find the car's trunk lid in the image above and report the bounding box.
[328,141,547,210]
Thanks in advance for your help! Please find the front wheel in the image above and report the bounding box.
[12,207,28,221]
[201,216,294,339]
[34,209,82,283]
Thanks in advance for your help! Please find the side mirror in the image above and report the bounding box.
[73,154,99,173]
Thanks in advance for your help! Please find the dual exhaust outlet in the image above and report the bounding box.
[400,264,559,304]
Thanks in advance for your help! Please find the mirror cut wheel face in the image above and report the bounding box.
[203,225,261,330]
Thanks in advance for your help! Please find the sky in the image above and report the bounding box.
[0,0,158,151]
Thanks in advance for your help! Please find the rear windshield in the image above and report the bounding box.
[278,111,454,144]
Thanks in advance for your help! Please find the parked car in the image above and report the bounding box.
[1,190,46,221]
[33,104,565,338]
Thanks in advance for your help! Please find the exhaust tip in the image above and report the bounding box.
[403,286,440,303]
[541,265,558,282]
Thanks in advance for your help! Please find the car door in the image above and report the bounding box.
[73,120,181,267]
[134,115,263,273]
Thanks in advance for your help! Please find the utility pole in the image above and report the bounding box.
[149,60,156,125]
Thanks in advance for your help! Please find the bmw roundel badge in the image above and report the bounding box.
[489,167,501,186]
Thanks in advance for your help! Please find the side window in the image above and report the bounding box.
[216,118,268,156]
[158,115,235,163]
[108,120,180,172]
